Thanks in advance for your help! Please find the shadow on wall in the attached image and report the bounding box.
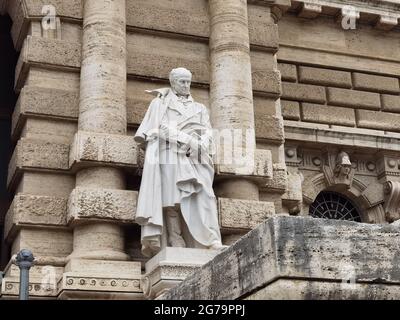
[0,14,18,270]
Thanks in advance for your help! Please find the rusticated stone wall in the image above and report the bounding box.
[0,0,399,300]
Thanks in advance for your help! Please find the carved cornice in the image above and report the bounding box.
[291,0,400,30]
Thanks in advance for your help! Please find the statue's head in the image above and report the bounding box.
[169,67,192,97]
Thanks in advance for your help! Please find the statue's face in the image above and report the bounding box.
[171,76,191,96]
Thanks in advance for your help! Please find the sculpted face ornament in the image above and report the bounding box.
[335,152,352,178]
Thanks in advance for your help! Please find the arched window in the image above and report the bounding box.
[309,191,362,222]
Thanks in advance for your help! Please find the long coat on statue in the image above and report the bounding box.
[134,88,222,257]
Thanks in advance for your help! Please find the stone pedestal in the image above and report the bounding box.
[58,258,142,300]
[141,248,220,299]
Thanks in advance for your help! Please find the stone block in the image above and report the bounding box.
[4,194,68,240]
[381,94,400,113]
[69,131,140,171]
[299,66,352,88]
[281,100,300,120]
[16,36,81,91]
[216,149,273,181]
[252,70,281,96]
[67,187,138,224]
[302,103,356,127]
[127,33,209,84]
[353,73,399,94]
[264,163,288,192]
[255,115,285,143]
[249,21,279,51]
[356,110,400,132]
[163,216,400,300]
[282,82,326,104]
[11,228,73,259]
[13,86,79,134]
[278,63,297,82]
[8,138,70,188]
[327,88,381,110]
[127,0,209,38]
[218,198,275,231]
[142,247,220,299]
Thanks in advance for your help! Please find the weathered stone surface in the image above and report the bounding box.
[255,115,285,143]
[327,88,381,110]
[69,131,140,170]
[67,187,137,224]
[127,0,209,38]
[13,86,79,132]
[8,138,70,187]
[381,94,400,113]
[11,228,73,259]
[252,70,281,96]
[299,66,352,88]
[264,163,288,191]
[245,279,400,300]
[353,73,399,94]
[282,82,326,104]
[278,63,297,82]
[281,100,300,120]
[356,110,400,132]
[163,216,400,300]
[216,149,273,180]
[4,194,67,240]
[218,198,275,230]
[16,36,81,90]
[302,103,356,127]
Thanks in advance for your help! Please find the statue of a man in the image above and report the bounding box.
[134,67,224,257]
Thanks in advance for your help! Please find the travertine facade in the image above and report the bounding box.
[0,0,399,299]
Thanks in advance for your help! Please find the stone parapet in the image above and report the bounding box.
[163,216,400,300]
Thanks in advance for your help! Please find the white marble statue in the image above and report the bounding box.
[134,67,224,258]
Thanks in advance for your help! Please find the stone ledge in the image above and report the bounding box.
[67,187,138,224]
[69,131,140,172]
[284,120,400,152]
[4,194,68,240]
[163,216,400,300]
[218,198,275,231]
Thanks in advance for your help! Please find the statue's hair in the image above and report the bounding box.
[169,67,192,83]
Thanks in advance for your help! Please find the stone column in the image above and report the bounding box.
[69,0,128,261]
[209,0,260,203]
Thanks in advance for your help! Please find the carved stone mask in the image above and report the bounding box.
[335,152,352,176]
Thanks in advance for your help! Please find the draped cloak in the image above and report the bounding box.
[134,88,222,257]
